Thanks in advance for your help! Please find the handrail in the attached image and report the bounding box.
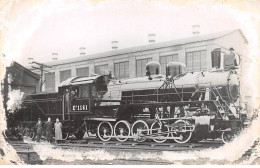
[23,98,62,102]
[210,86,225,111]
[211,84,230,109]
[210,84,239,117]
[107,82,218,92]
[114,91,204,99]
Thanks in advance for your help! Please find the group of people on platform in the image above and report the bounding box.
[35,117,62,143]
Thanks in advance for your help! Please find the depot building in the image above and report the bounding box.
[42,29,249,100]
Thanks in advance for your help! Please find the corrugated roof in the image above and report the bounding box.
[46,29,245,67]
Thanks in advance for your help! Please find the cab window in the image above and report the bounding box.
[78,85,90,98]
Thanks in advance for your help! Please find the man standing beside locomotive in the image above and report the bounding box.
[54,118,62,143]
[44,117,53,142]
[65,89,70,114]
[35,118,43,142]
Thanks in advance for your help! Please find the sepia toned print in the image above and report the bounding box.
[0,0,260,165]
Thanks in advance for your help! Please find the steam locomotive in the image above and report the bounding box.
[13,51,247,143]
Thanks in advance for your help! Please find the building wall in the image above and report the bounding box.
[43,31,248,93]
[6,64,39,95]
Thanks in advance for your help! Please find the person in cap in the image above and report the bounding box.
[36,118,43,142]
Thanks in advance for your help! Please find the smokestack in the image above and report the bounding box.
[28,57,34,64]
[111,41,118,50]
[148,34,156,44]
[192,25,200,35]
[52,53,58,61]
[79,47,86,56]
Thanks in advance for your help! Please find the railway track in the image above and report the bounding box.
[53,138,224,152]
[6,136,260,164]
[6,136,224,164]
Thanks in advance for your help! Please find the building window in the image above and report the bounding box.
[186,50,207,72]
[94,64,108,75]
[76,67,89,77]
[160,54,178,74]
[114,61,129,79]
[211,48,221,68]
[45,72,55,92]
[136,58,152,77]
[60,69,71,83]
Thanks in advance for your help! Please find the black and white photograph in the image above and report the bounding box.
[0,0,260,165]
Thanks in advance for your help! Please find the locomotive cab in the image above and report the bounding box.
[211,48,239,70]
[58,75,110,114]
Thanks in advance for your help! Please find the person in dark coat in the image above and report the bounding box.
[45,117,53,142]
[65,89,70,113]
[36,118,43,142]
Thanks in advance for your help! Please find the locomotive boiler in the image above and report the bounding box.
[103,61,239,105]
[13,52,246,144]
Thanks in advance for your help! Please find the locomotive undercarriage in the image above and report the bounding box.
[12,95,243,144]
[84,117,239,144]
[75,98,242,144]
[12,117,235,144]
[11,118,239,145]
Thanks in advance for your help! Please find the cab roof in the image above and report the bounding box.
[59,74,102,87]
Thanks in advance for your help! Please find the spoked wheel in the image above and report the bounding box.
[150,122,169,143]
[131,120,149,142]
[221,131,234,143]
[114,120,131,142]
[172,120,193,144]
[97,122,113,141]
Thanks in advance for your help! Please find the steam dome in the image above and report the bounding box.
[166,62,186,77]
[146,61,160,75]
